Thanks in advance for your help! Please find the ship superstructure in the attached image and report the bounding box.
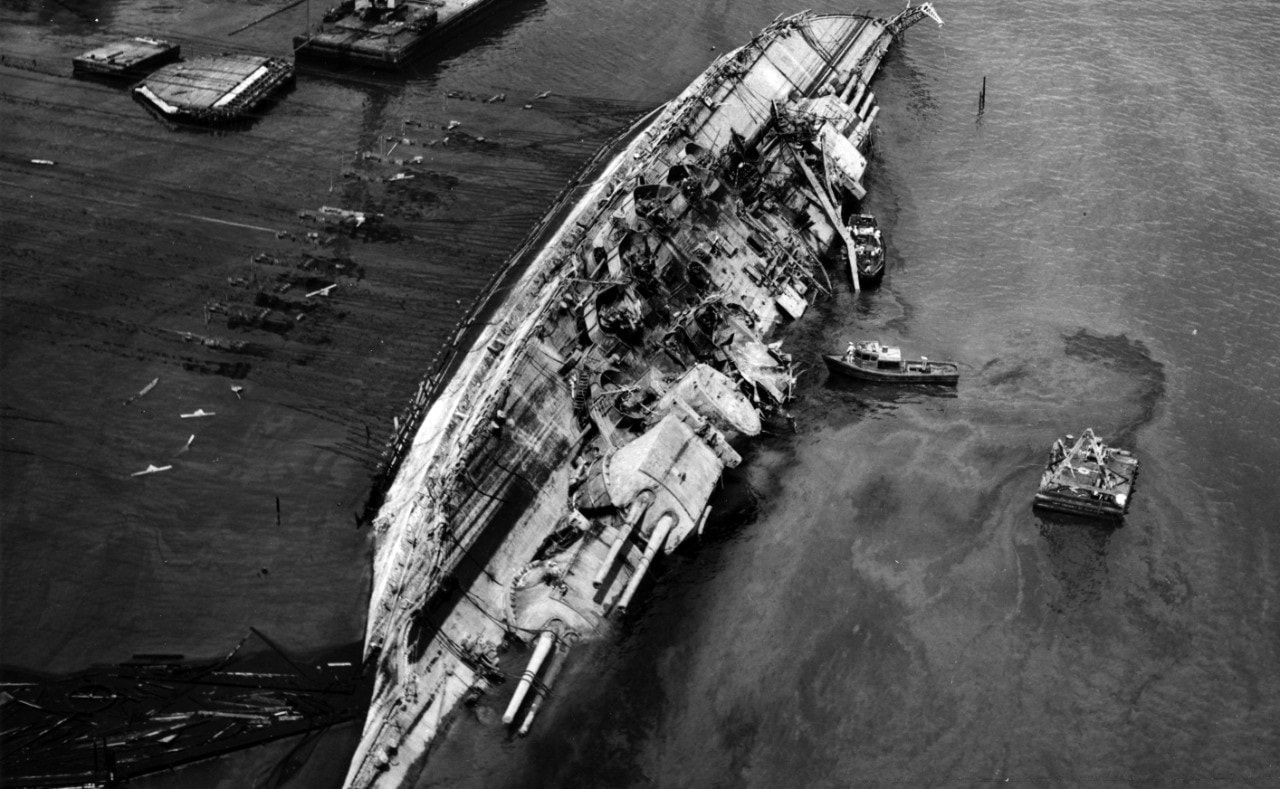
[345,6,942,786]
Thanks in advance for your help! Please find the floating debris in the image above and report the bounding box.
[123,376,160,405]
[179,409,215,419]
[131,464,173,477]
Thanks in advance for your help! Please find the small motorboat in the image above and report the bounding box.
[848,214,885,282]
[1034,428,1138,520]
[824,340,959,384]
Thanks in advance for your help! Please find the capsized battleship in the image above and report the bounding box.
[345,5,943,786]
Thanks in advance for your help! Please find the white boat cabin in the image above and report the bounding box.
[845,340,904,369]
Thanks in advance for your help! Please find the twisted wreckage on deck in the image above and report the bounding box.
[1035,428,1139,520]
[345,5,942,786]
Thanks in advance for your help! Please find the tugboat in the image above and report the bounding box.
[849,214,885,282]
[1034,428,1138,520]
[824,340,959,384]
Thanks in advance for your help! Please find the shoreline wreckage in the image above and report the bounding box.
[345,6,942,786]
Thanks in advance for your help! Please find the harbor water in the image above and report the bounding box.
[2,1,1277,786]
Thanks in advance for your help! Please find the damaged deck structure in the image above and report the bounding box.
[345,6,941,787]
[1035,428,1139,520]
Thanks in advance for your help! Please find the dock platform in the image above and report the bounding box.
[72,37,179,80]
[294,0,506,69]
[133,54,294,124]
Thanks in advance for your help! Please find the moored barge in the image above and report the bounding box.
[344,6,943,787]
[849,213,886,281]
[294,0,509,69]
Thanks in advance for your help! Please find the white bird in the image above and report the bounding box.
[180,409,215,418]
[132,464,173,477]
[305,284,337,298]
[231,385,243,399]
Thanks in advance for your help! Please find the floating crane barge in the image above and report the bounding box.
[345,6,942,786]
[1035,428,1139,520]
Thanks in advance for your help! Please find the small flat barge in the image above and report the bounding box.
[1034,428,1138,519]
[294,0,507,69]
[825,340,959,384]
[849,214,885,282]
[133,54,294,124]
[73,37,180,80]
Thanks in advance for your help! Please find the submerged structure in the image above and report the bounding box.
[849,213,886,282]
[294,0,508,68]
[345,5,942,787]
[1035,428,1139,520]
[133,54,294,124]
